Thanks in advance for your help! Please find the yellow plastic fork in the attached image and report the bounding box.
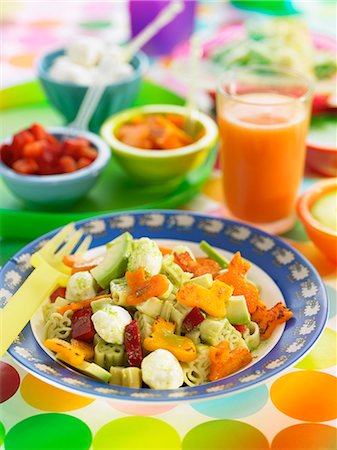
[0,223,92,356]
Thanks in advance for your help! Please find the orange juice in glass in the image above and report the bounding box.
[217,66,312,232]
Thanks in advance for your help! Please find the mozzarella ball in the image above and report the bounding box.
[92,305,132,345]
[66,271,97,302]
[141,349,184,389]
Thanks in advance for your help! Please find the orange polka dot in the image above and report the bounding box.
[289,240,336,277]
[202,175,224,203]
[21,374,94,412]
[270,371,337,422]
[8,53,37,68]
[271,423,337,450]
[28,20,62,28]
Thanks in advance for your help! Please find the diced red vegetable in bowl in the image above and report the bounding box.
[0,124,111,208]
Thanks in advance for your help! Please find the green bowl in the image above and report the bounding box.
[100,104,218,185]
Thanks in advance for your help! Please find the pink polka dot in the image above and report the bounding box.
[19,32,59,48]
[0,362,20,403]
[108,401,176,416]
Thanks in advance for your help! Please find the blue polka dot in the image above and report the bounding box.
[326,284,336,319]
[191,384,269,419]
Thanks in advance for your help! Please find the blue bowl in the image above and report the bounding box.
[0,126,111,209]
[37,50,149,133]
[0,211,328,403]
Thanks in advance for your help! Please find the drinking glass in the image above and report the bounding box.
[216,66,313,233]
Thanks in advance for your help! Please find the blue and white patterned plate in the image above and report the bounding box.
[0,211,328,402]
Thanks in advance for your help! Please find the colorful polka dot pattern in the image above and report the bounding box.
[93,417,181,450]
[271,424,337,450]
[270,371,337,422]
[20,374,94,411]
[4,413,92,450]
[182,420,269,450]
[0,362,20,403]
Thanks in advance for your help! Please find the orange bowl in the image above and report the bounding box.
[297,178,337,264]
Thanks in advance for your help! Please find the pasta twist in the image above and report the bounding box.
[200,317,248,349]
[44,309,73,340]
[182,344,210,386]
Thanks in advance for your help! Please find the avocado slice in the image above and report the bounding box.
[91,297,112,313]
[91,232,133,289]
[226,295,251,325]
[57,353,111,383]
[187,273,213,289]
[199,240,229,268]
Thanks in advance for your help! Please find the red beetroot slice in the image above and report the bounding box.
[182,307,205,333]
[50,287,67,303]
[71,307,95,342]
[125,320,143,367]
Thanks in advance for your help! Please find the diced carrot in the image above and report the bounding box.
[216,252,259,314]
[56,294,112,315]
[126,268,169,305]
[143,317,196,362]
[44,338,85,366]
[176,280,233,317]
[159,246,173,256]
[209,340,252,381]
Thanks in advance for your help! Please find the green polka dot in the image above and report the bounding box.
[182,420,269,450]
[79,20,112,29]
[93,417,181,450]
[295,328,337,370]
[0,421,5,446]
[4,413,92,450]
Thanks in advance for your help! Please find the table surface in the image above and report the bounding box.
[1,2,336,450]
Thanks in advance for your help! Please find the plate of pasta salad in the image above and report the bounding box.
[1,211,328,402]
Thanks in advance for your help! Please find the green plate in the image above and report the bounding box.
[0,81,217,244]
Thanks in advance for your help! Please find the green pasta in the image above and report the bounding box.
[161,254,193,288]
[136,297,163,318]
[134,311,155,341]
[243,321,260,350]
[109,367,142,388]
[43,297,69,321]
[110,277,130,306]
[200,317,248,349]
[181,345,210,386]
[94,340,126,369]
[44,309,73,340]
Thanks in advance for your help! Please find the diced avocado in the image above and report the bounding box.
[57,353,111,383]
[186,273,213,289]
[91,232,133,289]
[91,297,112,313]
[199,240,228,268]
[226,295,251,325]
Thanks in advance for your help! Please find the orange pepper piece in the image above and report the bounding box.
[209,341,252,381]
[176,280,233,317]
[126,268,169,306]
[143,317,197,362]
[44,338,85,366]
[70,339,94,361]
[174,252,221,277]
[251,300,293,340]
[159,246,173,256]
[56,294,112,315]
[216,252,259,314]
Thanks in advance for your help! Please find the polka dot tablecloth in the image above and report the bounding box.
[1,2,336,449]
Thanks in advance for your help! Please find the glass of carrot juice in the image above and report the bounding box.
[217,66,313,233]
